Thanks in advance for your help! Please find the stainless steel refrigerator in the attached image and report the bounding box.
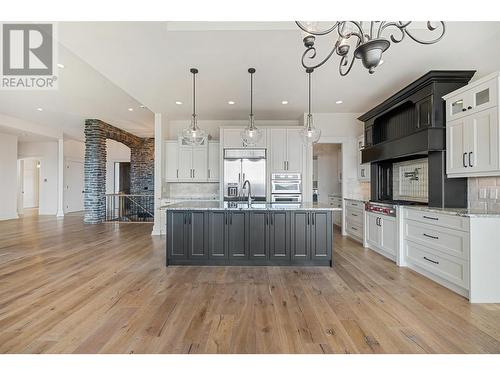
[223,148,266,201]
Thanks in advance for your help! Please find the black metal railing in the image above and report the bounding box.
[105,194,154,222]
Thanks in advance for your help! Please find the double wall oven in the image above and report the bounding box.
[271,173,302,202]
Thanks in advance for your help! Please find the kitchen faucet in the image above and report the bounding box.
[242,180,252,205]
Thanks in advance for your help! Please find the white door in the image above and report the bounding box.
[286,129,304,173]
[192,146,208,181]
[447,117,469,175]
[366,212,380,248]
[65,160,84,213]
[178,147,193,180]
[380,217,397,257]
[468,107,499,173]
[208,141,220,182]
[270,128,287,171]
[165,141,178,181]
[23,160,39,208]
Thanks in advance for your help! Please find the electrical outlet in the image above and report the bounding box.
[479,188,487,199]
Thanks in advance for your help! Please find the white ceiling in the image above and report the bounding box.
[2,21,500,140]
[58,21,500,122]
[0,43,154,140]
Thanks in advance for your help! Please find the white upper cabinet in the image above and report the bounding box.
[165,140,179,181]
[208,141,220,182]
[269,128,304,173]
[357,135,370,181]
[165,138,216,182]
[222,128,267,148]
[445,72,500,178]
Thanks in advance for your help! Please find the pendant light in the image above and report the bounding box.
[181,68,207,145]
[241,68,263,146]
[300,68,321,144]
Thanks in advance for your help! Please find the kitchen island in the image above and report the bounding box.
[164,201,341,266]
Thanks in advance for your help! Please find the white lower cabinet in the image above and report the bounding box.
[403,207,500,303]
[345,199,364,242]
[365,211,398,262]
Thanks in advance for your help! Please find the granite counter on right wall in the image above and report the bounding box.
[468,177,500,211]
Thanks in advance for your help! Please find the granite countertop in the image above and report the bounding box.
[403,205,500,218]
[162,201,342,211]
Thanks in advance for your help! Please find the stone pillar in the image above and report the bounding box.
[130,138,155,194]
[84,119,107,224]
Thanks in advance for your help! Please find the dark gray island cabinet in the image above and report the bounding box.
[165,204,336,266]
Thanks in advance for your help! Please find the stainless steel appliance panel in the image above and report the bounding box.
[271,194,302,203]
[241,158,266,199]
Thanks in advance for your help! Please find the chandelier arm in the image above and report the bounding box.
[295,21,340,36]
[404,21,446,44]
[377,21,409,43]
[301,41,340,70]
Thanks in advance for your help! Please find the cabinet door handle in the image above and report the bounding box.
[208,169,210,179]
[176,169,179,178]
[423,256,439,265]
[423,233,439,240]
[230,213,233,225]
[189,214,192,225]
[266,214,269,225]
[462,108,467,112]
[351,226,358,231]
[467,106,472,110]
[423,215,438,221]
[468,152,473,168]
[184,213,187,225]
[352,213,358,217]
[312,213,315,225]
[270,214,273,225]
[193,169,195,178]
[284,161,286,170]
[307,213,310,225]
[225,214,228,225]
[463,153,467,168]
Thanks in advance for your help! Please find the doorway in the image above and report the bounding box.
[114,162,131,194]
[64,159,85,213]
[18,159,41,217]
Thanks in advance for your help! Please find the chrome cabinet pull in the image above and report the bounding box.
[312,213,315,225]
[423,256,439,265]
[423,233,439,240]
[351,226,358,231]
[423,215,438,221]
[468,152,473,167]
[352,213,358,217]
[208,169,210,179]
[463,153,467,168]
[176,169,179,178]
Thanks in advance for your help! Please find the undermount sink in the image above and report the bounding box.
[224,202,267,209]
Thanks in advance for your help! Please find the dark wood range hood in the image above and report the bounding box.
[358,70,476,208]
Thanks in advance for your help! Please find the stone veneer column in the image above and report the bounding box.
[84,119,107,224]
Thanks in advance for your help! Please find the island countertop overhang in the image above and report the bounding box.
[162,201,342,211]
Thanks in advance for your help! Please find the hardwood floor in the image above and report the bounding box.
[1,213,500,354]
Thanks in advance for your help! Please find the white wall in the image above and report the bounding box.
[105,139,131,194]
[0,133,19,220]
[303,113,366,201]
[18,141,59,215]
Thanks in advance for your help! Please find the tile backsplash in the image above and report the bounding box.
[393,158,429,203]
[468,177,500,211]
[165,182,219,200]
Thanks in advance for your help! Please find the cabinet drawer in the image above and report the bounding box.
[404,219,469,260]
[405,241,469,289]
[345,200,364,210]
[346,219,363,240]
[346,207,363,225]
[404,208,469,232]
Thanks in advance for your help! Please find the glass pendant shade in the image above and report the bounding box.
[301,69,321,144]
[241,68,262,146]
[181,114,206,146]
[301,114,321,144]
[181,68,206,146]
[241,114,263,146]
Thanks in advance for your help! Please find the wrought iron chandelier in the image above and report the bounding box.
[181,68,207,145]
[241,68,263,146]
[296,21,446,75]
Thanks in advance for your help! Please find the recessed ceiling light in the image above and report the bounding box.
[128,108,134,111]
[175,101,183,105]
[139,105,146,108]
[281,100,289,105]
[228,101,235,105]
[36,107,43,111]
[57,63,65,69]
[336,100,343,104]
